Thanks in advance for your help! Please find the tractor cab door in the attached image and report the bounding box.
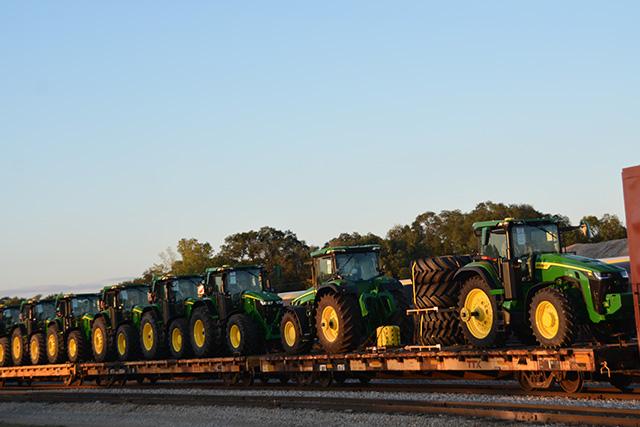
[22,305,34,335]
[107,291,120,330]
[161,281,175,322]
[213,273,232,321]
[481,227,521,301]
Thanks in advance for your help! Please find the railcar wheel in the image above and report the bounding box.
[609,374,633,392]
[317,373,333,388]
[558,371,583,394]
[294,373,315,386]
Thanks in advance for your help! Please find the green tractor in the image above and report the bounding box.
[0,304,21,367]
[10,299,57,366]
[281,245,412,354]
[141,275,204,359]
[454,217,633,348]
[45,293,100,363]
[90,283,149,362]
[192,265,283,356]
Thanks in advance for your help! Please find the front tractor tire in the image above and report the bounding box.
[190,306,218,357]
[29,333,46,365]
[0,337,10,367]
[226,313,262,355]
[140,312,164,360]
[280,309,312,355]
[458,275,505,348]
[46,324,65,364]
[315,293,362,354]
[168,318,190,359]
[67,330,88,363]
[116,324,139,361]
[529,287,575,348]
[10,329,27,366]
[92,317,113,362]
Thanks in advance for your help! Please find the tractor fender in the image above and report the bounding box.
[316,283,354,299]
[453,265,500,289]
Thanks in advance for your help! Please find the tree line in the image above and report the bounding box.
[126,201,626,292]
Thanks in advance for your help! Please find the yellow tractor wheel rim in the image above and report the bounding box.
[68,337,77,359]
[30,338,39,362]
[463,288,493,339]
[12,336,21,359]
[229,324,242,349]
[535,300,560,339]
[47,334,57,358]
[193,319,205,348]
[0,343,4,362]
[117,332,126,356]
[320,306,339,343]
[171,327,183,353]
[93,328,104,355]
[142,323,154,351]
[283,320,297,347]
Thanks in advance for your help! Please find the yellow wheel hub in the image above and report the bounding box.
[68,337,77,359]
[283,320,297,347]
[47,334,57,358]
[117,332,126,356]
[535,300,559,340]
[142,323,154,351]
[229,324,242,349]
[320,306,339,343]
[193,319,205,348]
[171,328,183,353]
[12,336,21,359]
[30,338,39,361]
[463,288,493,339]
[93,328,104,355]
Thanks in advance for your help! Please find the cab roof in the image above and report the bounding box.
[311,244,381,258]
[60,292,100,299]
[472,217,558,231]
[102,283,149,292]
[205,265,262,274]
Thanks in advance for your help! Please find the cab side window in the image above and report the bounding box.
[483,231,507,259]
[214,275,224,293]
[315,257,334,284]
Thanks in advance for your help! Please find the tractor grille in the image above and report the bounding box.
[256,303,281,327]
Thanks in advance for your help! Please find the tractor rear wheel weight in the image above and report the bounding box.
[67,330,88,362]
[280,310,311,355]
[0,337,11,367]
[168,318,190,359]
[29,333,46,365]
[10,329,27,366]
[140,312,164,360]
[116,324,138,361]
[91,317,113,362]
[458,275,505,348]
[46,324,65,364]
[226,313,262,356]
[315,293,362,354]
[529,287,575,348]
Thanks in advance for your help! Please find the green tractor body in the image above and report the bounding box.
[284,245,411,354]
[0,304,21,366]
[90,283,150,362]
[9,299,56,366]
[45,293,100,364]
[195,265,283,356]
[455,217,633,347]
[142,275,204,359]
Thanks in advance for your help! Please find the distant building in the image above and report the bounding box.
[566,238,628,259]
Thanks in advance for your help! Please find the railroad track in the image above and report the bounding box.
[2,379,638,401]
[0,390,638,426]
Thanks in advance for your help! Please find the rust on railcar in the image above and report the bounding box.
[622,164,640,353]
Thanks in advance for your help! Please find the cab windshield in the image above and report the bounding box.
[336,251,381,281]
[226,269,263,294]
[119,287,148,311]
[510,223,560,258]
[2,308,19,323]
[170,277,201,301]
[35,301,56,321]
[71,296,99,315]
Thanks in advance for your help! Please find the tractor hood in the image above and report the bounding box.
[241,290,283,304]
[537,253,628,276]
[334,274,402,292]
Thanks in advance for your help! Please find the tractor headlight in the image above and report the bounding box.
[591,271,610,280]
[619,269,629,279]
[259,300,272,306]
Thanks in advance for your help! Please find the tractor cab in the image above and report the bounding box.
[100,284,149,330]
[0,305,20,336]
[55,293,100,330]
[312,245,384,285]
[20,299,56,336]
[149,275,202,322]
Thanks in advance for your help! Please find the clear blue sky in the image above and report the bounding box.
[1,2,638,296]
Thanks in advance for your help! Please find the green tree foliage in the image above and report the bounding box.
[171,238,215,276]
[325,232,384,248]
[563,214,627,245]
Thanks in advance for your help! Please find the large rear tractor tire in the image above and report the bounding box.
[280,309,312,355]
[0,337,11,367]
[10,328,27,366]
[226,314,262,355]
[529,287,575,348]
[116,324,139,361]
[168,318,190,359]
[190,306,219,357]
[458,275,505,347]
[315,292,362,354]
[91,317,113,362]
[67,330,88,363]
[140,312,164,360]
[46,324,65,364]
[29,333,46,365]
